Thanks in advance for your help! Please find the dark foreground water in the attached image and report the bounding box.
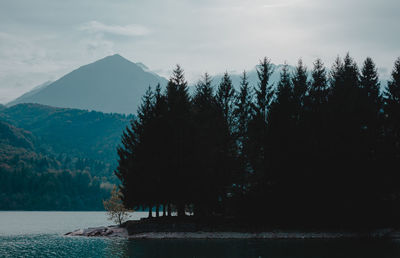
[1,212,400,257]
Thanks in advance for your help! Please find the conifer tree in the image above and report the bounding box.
[383,57,400,197]
[307,58,329,177]
[115,86,155,217]
[255,57,274,120]
[385,58,400,152]
[291,59,310,197]
[292,59,308,112]
[328,53,364,221]
[215,72,237,212]
[152,83,169,217]
[309,59,328,108]
[359,57,382,162]
[247,57,274,194]
[216,72,236,129]
[233,71,254,194]
[192,73,225,216]
[165,65,193,217]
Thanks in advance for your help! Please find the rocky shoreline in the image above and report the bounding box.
[65,224,400,239]
[65,226,128,237]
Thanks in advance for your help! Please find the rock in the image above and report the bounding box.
[66,226,127,238]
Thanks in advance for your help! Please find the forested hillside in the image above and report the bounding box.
[0,120,109,210]
[0,103,132,173]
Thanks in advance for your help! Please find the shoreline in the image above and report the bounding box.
[65,226,400,239]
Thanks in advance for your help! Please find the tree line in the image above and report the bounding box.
[116,54,400,228]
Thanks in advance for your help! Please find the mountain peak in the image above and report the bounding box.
[96,53,131,64]
[7,55,168,114]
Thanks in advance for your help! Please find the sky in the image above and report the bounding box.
[0,0,399,103]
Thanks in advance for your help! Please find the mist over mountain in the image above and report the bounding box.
[7,54,168,114]
[7,81,53,107]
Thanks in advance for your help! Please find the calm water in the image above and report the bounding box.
[1,212,400,257]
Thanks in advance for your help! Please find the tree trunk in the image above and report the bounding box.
[167,203,171,217]
[155,204,159,217]
[148,205,152,218]
[177,203,185,217]
[162,203,166,217]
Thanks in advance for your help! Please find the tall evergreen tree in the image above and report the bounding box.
[116,86,155,217]
[307,59,329,172]
[192,73,227,216]
[247,57,274,197]
[292,59,308,112]
[152,83,169,217]
[383,57,400,199]
[233,71,254,194]
[264,63,298,222]
[216,72,236,129]
[215,72,237,212]
[165,65,193,217]
[359,57,382,161]
[309,59,328,108]
[305,58,330,221]
[384,57,400,147]
[255,57,274,120]
[328,53,365,223]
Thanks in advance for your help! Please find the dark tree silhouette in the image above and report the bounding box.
[115,55,400,228]
[233,71,254,194]
[165,65,193,217]
[247,57,274,201]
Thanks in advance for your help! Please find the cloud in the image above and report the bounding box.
[79,21,150,37]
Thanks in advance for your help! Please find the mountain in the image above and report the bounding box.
[0,120,34,151]
[7,81,53,106]
[0,120,109,210]
[0,103,131,168]
[7,54,168,114]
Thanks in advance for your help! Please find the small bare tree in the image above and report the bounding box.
[103,185,131,226]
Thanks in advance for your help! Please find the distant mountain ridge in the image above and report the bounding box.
[7,54,168,114]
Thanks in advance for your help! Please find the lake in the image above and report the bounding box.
[1,212,400,257]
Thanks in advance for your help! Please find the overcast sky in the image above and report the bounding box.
[0,0,399,103]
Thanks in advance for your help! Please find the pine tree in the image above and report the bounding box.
[328,53,365,222]
[383,57,400,198]
[165,65,193,217]
[234,71,254,157]
[216,72,236,129]
[309,59,328,108]
[359,57,382,159]
[267,63,294,169]
[115,86,155,217]
[307,59,329,167]
[292,59,308,112]
[247,57,274,197]
[233,71,254,194]
[192,73,224,216]
[215,72,237,214]
[384,57,400,140]
[152,83,169,217]
[255,57,274,120]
